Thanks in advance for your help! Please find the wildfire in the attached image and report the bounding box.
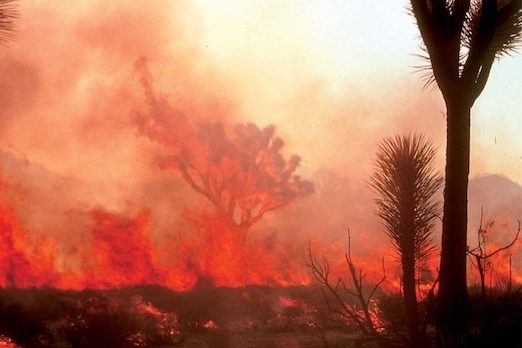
[0,62,519,296]
[0,60,315,291]
[0,188,520,293]
[0,201,314,290]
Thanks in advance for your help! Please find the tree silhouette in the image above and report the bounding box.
[308,231,390,348]
[134,59,313,245]
[370,134,442,347]
[0,0,17,45]
[467,208,520,298]
[408,0,522,340]
[165,121,314,244]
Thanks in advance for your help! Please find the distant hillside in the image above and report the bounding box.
[469,174,522,224]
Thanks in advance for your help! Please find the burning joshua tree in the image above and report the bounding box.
[134,59,313,284]
[134,60,313,244]
[169,121,313,244]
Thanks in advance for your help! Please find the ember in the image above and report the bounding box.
[0,335,17,348]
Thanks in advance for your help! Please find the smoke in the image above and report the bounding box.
[0,1,519,290]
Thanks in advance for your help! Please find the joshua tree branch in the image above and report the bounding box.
[452,0,471,30]
[461,1,498,94]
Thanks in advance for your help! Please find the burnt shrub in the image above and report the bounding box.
[0,288,183,347]
[465,289,521,348]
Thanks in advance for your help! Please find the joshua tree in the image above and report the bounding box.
[408,0,522,341]
[134,60,313,245]
[370,134,442,347]
[166,121,314,244]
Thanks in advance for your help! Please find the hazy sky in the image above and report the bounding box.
[0,0,520,200]
[0,0,520,289]
[194,0,522,182]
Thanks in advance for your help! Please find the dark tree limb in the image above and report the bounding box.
[308,230,401,348]
[467,209,521,298]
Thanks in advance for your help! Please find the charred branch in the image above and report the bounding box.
[308,231,400,348]
[467,209,521,297]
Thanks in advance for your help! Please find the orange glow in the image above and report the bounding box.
[0,1,520,293]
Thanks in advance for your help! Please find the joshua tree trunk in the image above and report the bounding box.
[402,184,424,348]
[402,251,422,348]
[407,0,522,344]
[370,134,442,347]
[438,101,471,343]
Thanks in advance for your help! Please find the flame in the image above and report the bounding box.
[468,238,522,290]
[0,180,311,290]
[0,203,59,288]
[131,296,181,338]
[0,206,33,287]
[0,184,519,292]
[0,335,18,348]
[202,320,219,329]
[85,209,162,288]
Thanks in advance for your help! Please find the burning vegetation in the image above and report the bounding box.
[0,1,521,347]
[0,55,520,348]
[0,93,519,346]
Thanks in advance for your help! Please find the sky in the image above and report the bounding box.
[0,0,520,263]
[1,0,519,189]
[193,0,522,183]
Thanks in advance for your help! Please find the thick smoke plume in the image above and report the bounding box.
[0,1,519,291]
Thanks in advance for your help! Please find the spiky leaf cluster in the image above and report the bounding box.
[410,0,522,102]
[370,134,443,265]
[463,0,522,57]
